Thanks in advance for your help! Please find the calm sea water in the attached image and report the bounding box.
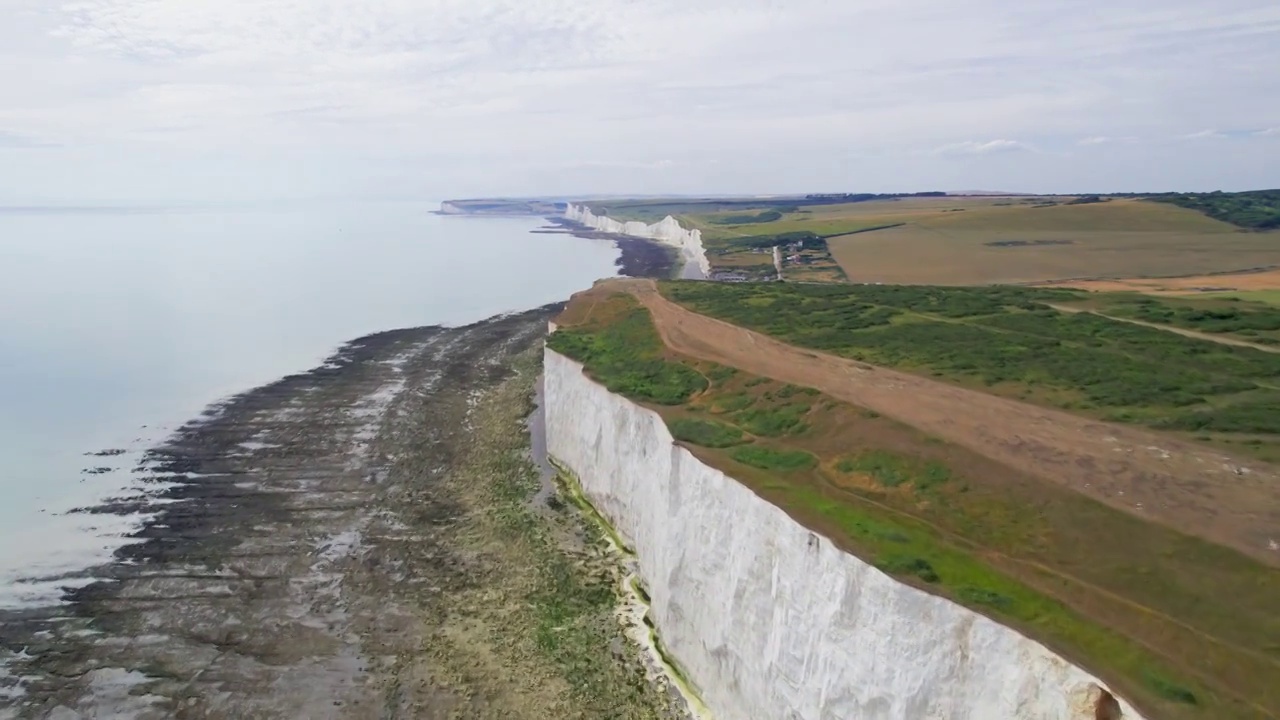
[0,201,619,606]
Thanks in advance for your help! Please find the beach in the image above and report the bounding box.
[1,305,688,718]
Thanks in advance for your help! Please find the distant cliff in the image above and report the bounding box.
[564,203,711,279]
[437,199,563,216]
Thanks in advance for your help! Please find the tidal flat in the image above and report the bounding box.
[0,305,689,720]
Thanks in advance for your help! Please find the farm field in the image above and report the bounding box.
[587,194,1280,284]
[549,281,1280,720]
[824,199,1278,285]
[1039,267,1280,298]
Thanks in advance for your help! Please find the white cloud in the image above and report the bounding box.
[0,0,1278,201]
[934,139,1033,156]
[1181,129,1225,139]
[1257,127,1280,136]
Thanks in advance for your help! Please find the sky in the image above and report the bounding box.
[1,0,1278,203]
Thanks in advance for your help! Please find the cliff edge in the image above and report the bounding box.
[544,347,1143,720]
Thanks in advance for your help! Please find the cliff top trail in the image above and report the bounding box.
[548,285,1279,720]
[595,277,1280,569]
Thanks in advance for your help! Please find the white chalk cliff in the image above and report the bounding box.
[544,348,1145,720]
[564,203,711,278]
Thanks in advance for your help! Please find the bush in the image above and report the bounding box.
[730,445,817,471]
[838,451,911,486]
[957,586,1015,611]
[732,403,810,437]
[837,451,953,491]
[1145,673,1199,705]
[547,301,707,405]
[878,555,940,583]
[668,418,746,448]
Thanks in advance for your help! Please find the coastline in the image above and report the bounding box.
[0,306,690,718]
[538,217,681,279]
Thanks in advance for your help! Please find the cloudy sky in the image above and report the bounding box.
[2,0,1278,203]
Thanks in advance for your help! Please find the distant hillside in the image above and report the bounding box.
[1146,190,1280,229]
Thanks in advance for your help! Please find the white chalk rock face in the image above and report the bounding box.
[544,348,1145,720]
[564,203,711,278]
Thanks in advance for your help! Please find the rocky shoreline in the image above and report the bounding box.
[0,306,688,719]
[537,218,678,279]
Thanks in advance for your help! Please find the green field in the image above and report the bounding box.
[549,289,1280,720]
[660,281,1280,462]
[1067,293,1280,346]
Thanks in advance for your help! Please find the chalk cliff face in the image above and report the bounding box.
[564,203,711,278]
[544,348,1144,720]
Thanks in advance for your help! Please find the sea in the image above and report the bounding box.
[0,200,620,607]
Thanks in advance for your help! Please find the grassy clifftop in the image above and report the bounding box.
[662,281,1280,463]
[549,286,1280,720]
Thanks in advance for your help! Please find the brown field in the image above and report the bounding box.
[1038,267,1280,294]
[822,198,1280,285]
[555,280,1280,720]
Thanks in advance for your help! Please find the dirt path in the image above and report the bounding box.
[1048,303,1280,354]
[612,278,1280,568]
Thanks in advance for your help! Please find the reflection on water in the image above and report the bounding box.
[0,201,619,606]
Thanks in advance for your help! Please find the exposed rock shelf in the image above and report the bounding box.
[544,347,1146,720]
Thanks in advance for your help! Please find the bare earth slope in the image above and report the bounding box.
[609,278,1280,567]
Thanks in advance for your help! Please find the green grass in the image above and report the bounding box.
[552,289,1280,720]
[669,418,746,448]
[1146,189,1280,229]
[547,297,706,405]
[730,445,817,471]
[837,450,952,490]
[731,403,811,437]
[661,281,1280,453]
[711,210,782,225]
[1094,294,1280,344]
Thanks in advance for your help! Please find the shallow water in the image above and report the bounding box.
[0,201,618,606]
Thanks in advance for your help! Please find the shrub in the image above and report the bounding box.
[668,418,746,448]
[730,445,817,471]
[957,586,1015,611]
[878,555,940,583]
[732,403,810,437]
[547,302,707,405]
[1145,673,1199,705]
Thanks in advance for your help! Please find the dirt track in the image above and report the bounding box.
[613,278,1280,567]
[1048,303,1280,354]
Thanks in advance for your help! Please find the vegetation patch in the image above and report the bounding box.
[1097,294,1280,344]
[547,295,706,405]
[711,210,783,225]
[1146,189,1280,230]
[730,445,817,471]
[877,555,940,583]
[731,403,811,437]
[662,281,1280,458]
[552,285,1280,720]
[668,418,746,448]
[837,450,952,491]
[1145,673,1200,705]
